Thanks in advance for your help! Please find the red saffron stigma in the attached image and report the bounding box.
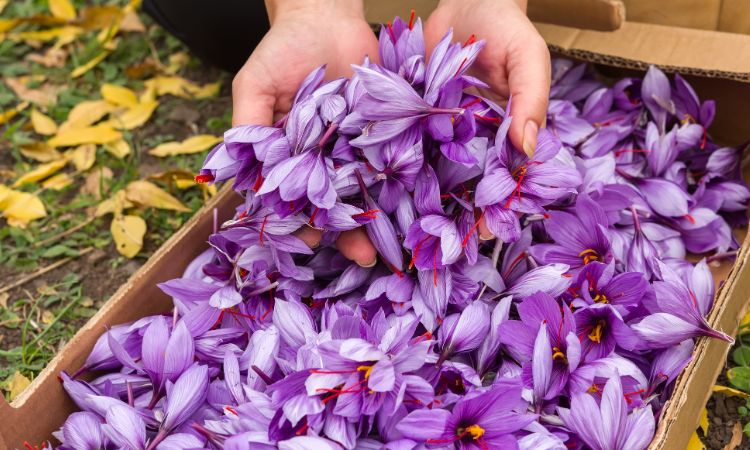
[432,247,439,286]
[408,9,415,29]
[295,421,310,436]
[385,261,404,277]
[614,148,651,158]
[409,237,428,270]
[683,213,696,224]
[474,114,501,123]
[225,406,239,416]
[460,97,482,109]
[352,209,380,220]
[453,57,469,77]
[623,388,646,404]
[308,207,320,225]
[386,22,397,42]
[259,216,269,245]
[505,165,528,208]
[194,173,214,184]
[502,251,527,279]
[463,34,477,47]
[462,212,484,247]
[252,174,264,192]
[700,126,707,150]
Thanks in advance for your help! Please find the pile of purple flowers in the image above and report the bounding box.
[54,15,749,450]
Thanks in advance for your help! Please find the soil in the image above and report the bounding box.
[704,369,750,449]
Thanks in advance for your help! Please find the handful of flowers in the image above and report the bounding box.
[54,15,750,450]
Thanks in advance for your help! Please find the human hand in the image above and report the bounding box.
[424,0,551,157]
[233,0,378,266]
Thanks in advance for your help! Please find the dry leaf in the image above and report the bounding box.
[150,168,218,198]
[26,47,68,68]
[42,172,73,190]
[59,100,114,131]
[0,292,8,309]
[124,59,158,80]
[71,49,112,78]
[12,159,67,187]
[20,142,62,162]
[144,76,221,99]
[101,83,138,108]
[67,144,96,171]
[0,18,18,34]
[149,134,222,157]
[699,407,708,435]
[48,124,121,147]
[4,371,31,401]
[4,77,61,107]
[125,180,190,212]
[41,310,55,325]
[724,421,743,450]
[0,1,8,14]
[111,214,146,258]
[31,109,58,135]
[82,166,112,199]
[49,0,76,20]
[76,5,122,30]
[96,190,134,217]
[0,101,30,125]
[119,10,145,33]
[109,100,158,130]
[167,52,189,73]
[104,139,131,159]
[0,185,47,227]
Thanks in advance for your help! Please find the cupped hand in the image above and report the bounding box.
[424,0,551,156]
[232,0,378,266]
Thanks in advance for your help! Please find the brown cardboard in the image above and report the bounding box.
[528,0,625,31]
[718,0,750,35]
[621,0,722,30]
[3,6,750,450]
[0,186,241,450]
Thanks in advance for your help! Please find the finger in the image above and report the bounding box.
[477,216,494,241]
[503,27,551,157]
[336,228,378,267]
[294,226,323,249]
[231,63,276,126]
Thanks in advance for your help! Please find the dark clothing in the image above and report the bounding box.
[142,0,270,73]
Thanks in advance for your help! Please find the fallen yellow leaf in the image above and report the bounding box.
[104,139,131,159]
[71,49,112,78]
[76,5,122,30]
[48,124,121,147]
[0,1,8,14]
[11,26,82,45]
[67,144,96,171]
[167,52,189,73]
[0,18,17,33]
[4,77,61,107]
[109,100,158,130]
[59,100,114,131]
[31,109,58,135]
[96,190,133,217]
[125,180,190,212]
[101,83,138,108]
[12,159,68,187]
[144,76,221,99]
[687,431,705,450]
[713,385,750,398]
[0,101,29,125]
[149,134,223,157]
[42,173,73,190]
[20,142,62,162]
[0,185,47,227]
[111,214,146,258]
[82,166,113,199]
[49,0,76,20]
[4,371,31,401]
[699,407,708,435]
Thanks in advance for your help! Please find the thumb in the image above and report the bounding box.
[503,27,551,157]
[231,64,276,126]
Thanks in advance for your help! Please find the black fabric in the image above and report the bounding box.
[142,0,270,73]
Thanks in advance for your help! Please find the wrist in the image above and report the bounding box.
[265,0,365,24]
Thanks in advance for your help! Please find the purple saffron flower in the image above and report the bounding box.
[438,300,491,363]
[396,383,535,448]
[59,412,105,450]
[557,376,655,450]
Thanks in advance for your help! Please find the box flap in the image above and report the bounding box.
[536,21,750,82]
[528,0,625,31]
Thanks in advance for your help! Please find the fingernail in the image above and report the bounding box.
[479,233,494,241]
[522,120,538,158]
[358,258,378,268]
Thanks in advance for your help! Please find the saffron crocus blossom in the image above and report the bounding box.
[397,382,536,448]
[57,18,750,450]
[558,376,654,450]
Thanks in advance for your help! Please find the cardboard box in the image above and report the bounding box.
[3,4,750,450]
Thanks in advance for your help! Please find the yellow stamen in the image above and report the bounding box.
[465,424,485,440]
[450,116,456,125]
[552,346,567,363]
[578,248,599,265]
[357,365,373,380]
[587,383,600,394]
[589,321,605,343]
[593,293,608,304]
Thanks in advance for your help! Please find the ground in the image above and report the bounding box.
[0,0,231,398]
